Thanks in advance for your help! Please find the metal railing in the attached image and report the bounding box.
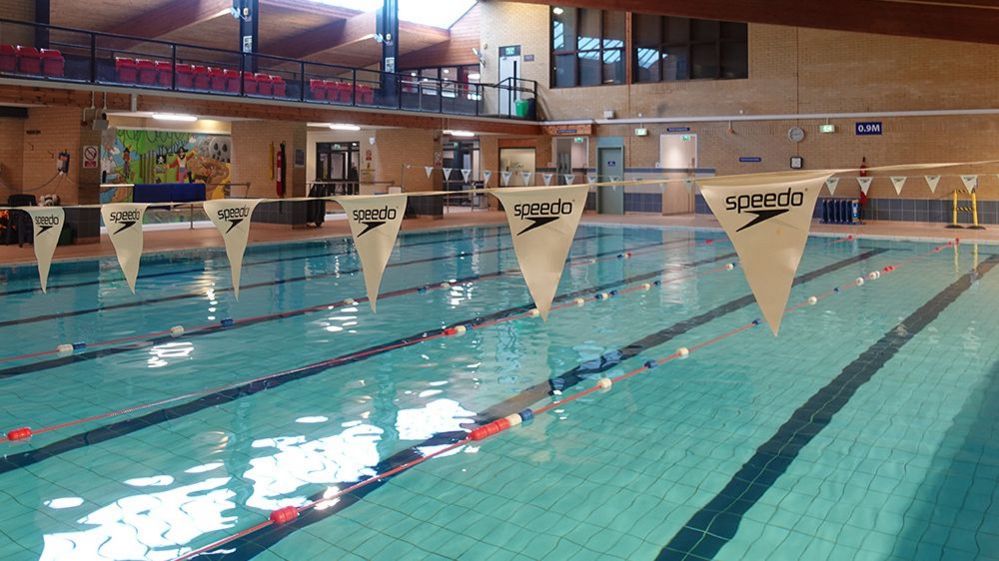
[0,18,539,121]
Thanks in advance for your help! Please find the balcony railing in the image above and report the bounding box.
[0,18,538,120]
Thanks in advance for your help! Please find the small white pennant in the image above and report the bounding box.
[520,171,533,186]
[460,169,471,183]
[483,170,492,187]
[857,177,873,195]
[563,174,575,185]
[825,177,839,196]
[961,175,978,193]
[925,175,941,193]
[424,166,434,179]
[500,171,513,186]
[542,173,554,186]
[442,167,453,180]
[890,176,907,196]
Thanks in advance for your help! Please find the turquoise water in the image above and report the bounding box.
[0,225,996,561]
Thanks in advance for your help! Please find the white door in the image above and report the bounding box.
[659,133,698,215]
[498,45,521,116]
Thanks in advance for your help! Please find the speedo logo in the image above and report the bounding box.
[513,199,574,236]
[108,209,142,235]
[34,214,60,235]
[725,188,805,232]
[217,206,251,234]
[353,206,398,237]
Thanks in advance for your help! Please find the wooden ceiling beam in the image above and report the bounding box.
[518,0,999,45]
[102,0,233,45]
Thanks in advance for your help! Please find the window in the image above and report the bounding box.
[551,6,625,88]
[399,64,480,100]
[633,14,747,83]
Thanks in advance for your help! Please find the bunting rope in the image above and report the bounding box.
[164,237,959,561]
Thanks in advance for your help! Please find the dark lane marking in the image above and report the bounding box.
[657,255,999,561]
[0,228,508,298]
[0,232,611,329]
[0,250,732,474]
[478,248,888,422]
[180,250,887,560]
[0,237,671,378]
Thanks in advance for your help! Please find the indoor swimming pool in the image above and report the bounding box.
[0,225,996,561]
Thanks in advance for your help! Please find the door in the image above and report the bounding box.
[660,133,698,214]
[598,146,624,215]
[498,45,521,116]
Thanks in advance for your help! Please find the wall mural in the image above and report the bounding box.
[101,130,232,204]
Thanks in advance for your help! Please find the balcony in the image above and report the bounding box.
[0,18,538,120]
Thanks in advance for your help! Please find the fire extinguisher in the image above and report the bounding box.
[275,142,286,198]
[857,156,868,219]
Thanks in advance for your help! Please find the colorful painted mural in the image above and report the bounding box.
[101,130,232,203]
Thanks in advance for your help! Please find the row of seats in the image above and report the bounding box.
[114,58,287,97]
[0,45,64,77]
[309,78,375,105]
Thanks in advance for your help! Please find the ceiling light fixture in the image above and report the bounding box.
[444,130,475,137]
[329,123,361,131]
[152,113,198,122]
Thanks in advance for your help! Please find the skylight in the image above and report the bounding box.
[315,0,476,29]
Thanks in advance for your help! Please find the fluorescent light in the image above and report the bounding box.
[152,113,198,122]
[329,123,361,131]
[553,7,564,15]
[444,130,475,137]
[467,73,480,80]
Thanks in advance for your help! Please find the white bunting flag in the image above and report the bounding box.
[501,171,513,186]
[442,168,453,181]
[492,185,588,320]
[25,207,64,293]
[483,170,492,187]
[101,203,148,293]
[461,169,471,183]
[587,174,597,184]
[961,175,978,193]
[825,177,839,196]
[336,194,407,312]
[424,166,433,179]
[699,171,831,335]
[542,173,554,186]
[521,171,534,186]
[563,174,575,185]
[890,176,907,196]
[925,175,941,193]
[204,199,262,300]
[857,177,873,195]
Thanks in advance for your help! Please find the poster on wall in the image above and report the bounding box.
[101,130,232,203]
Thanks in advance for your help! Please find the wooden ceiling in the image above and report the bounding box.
[49,0,456,68]
[524,0,999,45]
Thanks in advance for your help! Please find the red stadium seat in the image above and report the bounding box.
[0,45,17,73]
[15,46,41,74]
[329,81,351,103]
[309,78,327,101]
[242,72,258,95]
[115,57,137,83]
[356,84,374,105]
[175,64,195,89]
[154,60,172,87]
[207,67,227,91]
[192,65,210,90]
[222,68,240,93]
[254,73,273,96]
[271,75,286,97]
[135,59,157,85]
[39,49,64,77]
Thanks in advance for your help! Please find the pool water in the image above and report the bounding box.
[0,225,996,561]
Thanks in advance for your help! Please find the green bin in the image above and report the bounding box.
[515,99,531,118]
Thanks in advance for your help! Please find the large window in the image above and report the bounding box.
[634,14,747,82]
[551,6,625,88]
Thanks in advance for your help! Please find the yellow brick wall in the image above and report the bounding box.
[230,120,307,199]
[373,128,437,192]
[0,116,24,200]
[20,107,82,204]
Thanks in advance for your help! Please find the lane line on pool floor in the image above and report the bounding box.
[658,250,998,561]
[0,247,738,464]
[0,235,684,372]
[0,227,511,298]
[164,247,898,560]
[175,244,945,561]
[0,231,620,330]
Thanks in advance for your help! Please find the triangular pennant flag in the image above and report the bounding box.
[424,166,433,179]
[563,174,575,185]
[501,171,513,186]
[204,199,262,300]
[699,171,831,335]
[857,177,873,195]
[520,171,533,186]
[925,175,941,193]
[101,203,148,293]
[961,175,978,193]
[825,177,839,196]
[890,176,907,196]
[542,173,554,186]
[461,169,471,183]
[336,194,407,312]
[483,170,492,187]
[442,167,453,180]
[491,185,588,320]
[587,174,597,184]
[24,207,64,293]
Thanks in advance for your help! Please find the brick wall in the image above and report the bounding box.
[230,119,309,225]
[398,4,481,69]
[0,116,24,200]
[0,0,36,46]
[20,106,82,204]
